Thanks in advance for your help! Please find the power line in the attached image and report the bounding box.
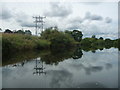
[33,16,46,36]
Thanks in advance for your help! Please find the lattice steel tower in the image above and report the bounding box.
[33,16,46,35]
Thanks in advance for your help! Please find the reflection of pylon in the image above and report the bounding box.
[33,16,46,36]
[33,58,46,76]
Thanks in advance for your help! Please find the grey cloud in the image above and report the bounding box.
[66,17,86,30]
[15,14,34,27]
[105,17,112,23]
[47,69,73,88]
[66,21,117,39]
[44,2,72,17]
[69,63,103,75]
[67,24,80,30]
[66,12,104,30]
[20,21,35,27]
[69,17,83,23]
[85,12,103,21]
[0,7,34,28]
[66,21,87,31]
[0,8,13,20]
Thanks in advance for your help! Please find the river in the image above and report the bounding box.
[2,48,118,88]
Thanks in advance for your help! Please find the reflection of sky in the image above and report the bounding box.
[2,48,118,88]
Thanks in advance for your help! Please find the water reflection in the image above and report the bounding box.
[3,47,83,66]
[77,82,106,88]
[33,58,46,75]
[47,69,73,88]
[72,48,83,59]
[12,61,26,67]
[105,63,112,70]
[2,48,118,88]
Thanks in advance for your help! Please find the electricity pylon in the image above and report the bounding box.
[33,16,46,36]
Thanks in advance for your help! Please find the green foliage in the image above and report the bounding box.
[25,30,32,35]
[104,38,113,49]
[14,30,25,34]
[3,26,120,54]
[4,29,13,33]
[99,37,103,40]
[65,30,83,42]
[41,27,59,40]
[80,38,92,47]
[113,39,120,50]
[4,29,32,35]
[2,34,50,53]
[72,30,83,42]
[41,27,77,48]
[92,35,96,38]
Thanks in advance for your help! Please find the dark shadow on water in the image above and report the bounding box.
[2,47,83,66]
[2,47,117,66]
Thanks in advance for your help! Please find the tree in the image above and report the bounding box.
[41,27,58,40]
[14,30,25,34]
[4,29,13,33]
[92,35,96,38]
[72,30,83,42]
[65,30,72,35]
[80,38,92,47]
[105,38,113,49]
[99,37,103,40]
[72,48,83,59]
[41,27,76,48]
[54,26,58,31]
[25,30,32,35]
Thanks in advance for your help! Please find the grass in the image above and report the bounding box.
[2,33,51,53]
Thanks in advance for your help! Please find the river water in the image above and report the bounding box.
[2,48,118,88]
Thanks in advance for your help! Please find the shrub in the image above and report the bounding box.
[2,33,50,52]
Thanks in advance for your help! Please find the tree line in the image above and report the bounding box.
[4,29,32,35]
[2,27,120,52]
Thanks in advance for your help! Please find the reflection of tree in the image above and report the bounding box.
[72,48,83,59]
[91,50,96,53]
[41,48,83,65]
[3,47,114,68]
[84,66,103,75]
[2,51,41,66]
[12,61,26,67]
[33,58,46,76]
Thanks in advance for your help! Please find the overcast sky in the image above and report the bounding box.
[0,1,118,39]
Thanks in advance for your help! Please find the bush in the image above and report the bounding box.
[41,28,77,49]
[2,33,50,52]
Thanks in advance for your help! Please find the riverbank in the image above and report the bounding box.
[2,33,51,53]
[2,33,78,54]
[2,28,120,54]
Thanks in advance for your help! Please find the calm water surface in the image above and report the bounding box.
[2,48,118,88]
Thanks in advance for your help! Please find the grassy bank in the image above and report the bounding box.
[2,33,51,53]
[2,31,78,54]
[2,27,120,54]
[80,37,120,51]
